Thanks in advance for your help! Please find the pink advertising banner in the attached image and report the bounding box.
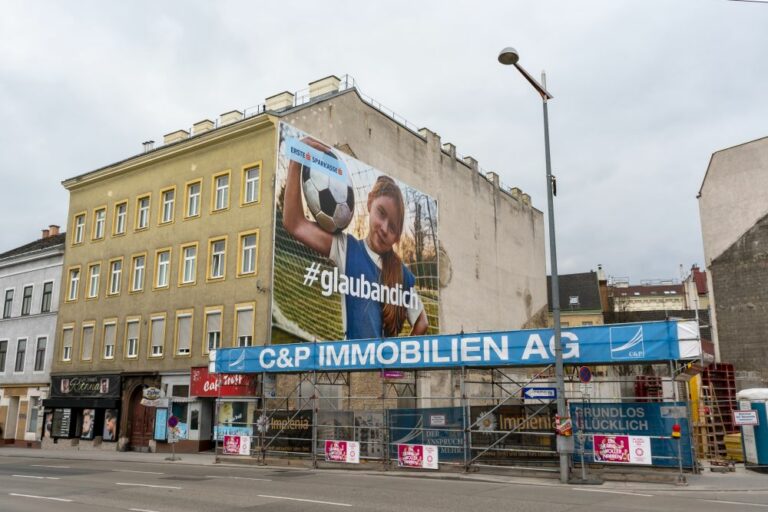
[397,444,439,469]
[222,435,251,456]
[593,435,652,465]
[324,440,360,464]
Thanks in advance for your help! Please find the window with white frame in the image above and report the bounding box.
[81,324,94,361]
[214,173,229,211]
[186,181,201,218]
[114,202,127,235]
[26,396,39,434]
[73,213,85,244]
[61,327,73,362]
[108,259,122,295]
[93,208,106,239]
[205,310,222,352]
[103,323,116,359]
[136,195,150,229]
[41,282,53,313]
[87,263,100,299]
[67,268,80,301]
[176,313,192,355]
[209,239,226,279]
[132,255,145,292]
[243,165,260,204]
[150,316,165,357]
[34,336,47,371]
[239,232,257,276]
[3,289,13,318]
[160,188,175,224]
[14,338,26,372]
[181,245,197,284]
[235,306,254,347]
[21,285,33,316]
[156,250,170,288]
[0,340,7,372]
[126,320,139,358]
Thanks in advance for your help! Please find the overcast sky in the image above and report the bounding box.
[2,0,766,283]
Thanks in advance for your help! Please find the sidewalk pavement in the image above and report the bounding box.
[1,446,766,492]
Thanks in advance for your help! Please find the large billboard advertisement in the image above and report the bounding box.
[272,122,439,342]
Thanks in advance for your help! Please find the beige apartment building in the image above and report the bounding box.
[50,75,547,452]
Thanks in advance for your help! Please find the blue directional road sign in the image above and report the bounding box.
[522,387,557,400]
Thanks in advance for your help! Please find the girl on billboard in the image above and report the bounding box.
[283,138,428,340]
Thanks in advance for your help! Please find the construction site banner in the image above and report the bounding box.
[215,320,700,373]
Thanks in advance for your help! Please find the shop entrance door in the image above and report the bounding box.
[4,397,19,442]
[129,388,155,451]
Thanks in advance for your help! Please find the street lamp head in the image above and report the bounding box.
[498,47,520,66]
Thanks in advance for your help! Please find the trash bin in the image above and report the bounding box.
[736,388,768,471]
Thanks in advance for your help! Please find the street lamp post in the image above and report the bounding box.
[498,47,569,484]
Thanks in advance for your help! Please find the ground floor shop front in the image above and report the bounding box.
[0,383,48,447]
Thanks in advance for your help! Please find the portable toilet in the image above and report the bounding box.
[736,388,768,471]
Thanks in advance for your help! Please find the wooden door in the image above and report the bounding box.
[129,388,155,450]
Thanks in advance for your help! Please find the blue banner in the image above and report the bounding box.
[570,402,693,468]
[216,321,690,374]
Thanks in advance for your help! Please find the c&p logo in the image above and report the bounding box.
[609,325,645,360]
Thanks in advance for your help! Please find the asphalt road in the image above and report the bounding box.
[1,455,768,511]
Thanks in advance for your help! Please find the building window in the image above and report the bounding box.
[175,311,192,356]
[242,164,261,205]
[15,338,27,372]
[159,187,175,224]
[114,201,127,235]
[3,289,13,318]
[238,231,258,277]
[180,244,197,285]
[149,315,165,357]
[131,254,146,292]
[87,263,101,299]
[204,309,222,353]
[581,321,594,326]
[108,259,122,296]
[21,285,33,316]
[40,282,53,313]
[26,397,39,434]
[235,305,254,347]
[103,322,116,360]
[34,336,47,371]
[208,238,226,280]
[185,180,201,218]
[67,267,80,302]
[61,327,73,362]
[92,207,106,240]
[125,319,139,358]
[212,172,230,211]
[0,340,7,372]
[81,324,95,361]
[136,194,150,230]
[73,213,86,244]
[155,249,171,289]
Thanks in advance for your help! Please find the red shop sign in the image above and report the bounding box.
[190,367,257,397]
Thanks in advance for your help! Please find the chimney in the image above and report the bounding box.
[462,156,478,171]
[521,193,531,206]
[486,172,500,188]
[49,225,60,236]
[441,143,456,157]
[308,75,341,99]
[509,187,522,201]
[193,119,215,135]
[142,140,155,153]
[220,110,243,126]
[265,91,295,112]
[41,229,50,239]
[163,130,189,145]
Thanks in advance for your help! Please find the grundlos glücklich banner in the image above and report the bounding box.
[215,320,700,373]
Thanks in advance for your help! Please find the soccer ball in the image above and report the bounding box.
[301,153,355,233]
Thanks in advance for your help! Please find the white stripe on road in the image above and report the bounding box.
[258,494,352,507]
[702,499,768,508]
[12,474,61,480]
[130,509,162,512]
[9,493,73,502]
[206,475,272,482]
[573,488,654,497]
[30,464,71,469]
[113,469,165,475]
[116,482,182,489]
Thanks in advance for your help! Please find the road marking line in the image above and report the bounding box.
[116,482,182,490]
[31,464,71,469]
[12,474,61,480]
[702,499,768,508]
[113,469,165,475]
[130,509,161,512]
[573,488,654,497]
[206,475,272,482]
[9,493,73,502]
[258,494,352,507]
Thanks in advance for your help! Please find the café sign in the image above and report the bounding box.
[190,367,257,397]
